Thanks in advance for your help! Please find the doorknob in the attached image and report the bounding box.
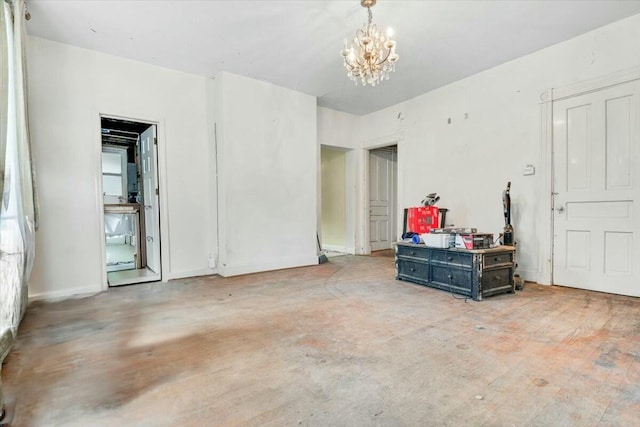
[147,236,153,242]
[556,205,565,213]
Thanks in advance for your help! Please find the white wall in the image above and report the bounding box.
[27,37,215,299]
[214,72,318,276]
[357,14,640,283]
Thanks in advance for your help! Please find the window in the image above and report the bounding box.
[102,147,127,200]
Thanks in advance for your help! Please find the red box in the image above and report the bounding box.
[407,206,439,234]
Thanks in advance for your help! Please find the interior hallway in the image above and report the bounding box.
[4,254,640,426]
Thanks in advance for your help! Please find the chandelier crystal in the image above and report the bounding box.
[341,0,399,87]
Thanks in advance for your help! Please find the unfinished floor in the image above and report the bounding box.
[3,254,640,426]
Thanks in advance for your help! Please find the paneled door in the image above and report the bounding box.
[369,147,397,251]
[552,80,640,296]
[140,125,161,275]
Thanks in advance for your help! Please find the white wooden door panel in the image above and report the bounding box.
[140,125,161,275]
[369,148,396,251]
[553,80,640,296]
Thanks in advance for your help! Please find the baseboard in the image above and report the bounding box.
[321,244,347,253]
[166,268,217,281]
[516,269,549,285]
[218,254,319,277]
[28,284,102,302]
[321,245,356,255]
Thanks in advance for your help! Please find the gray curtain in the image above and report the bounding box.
[1,0,36,417]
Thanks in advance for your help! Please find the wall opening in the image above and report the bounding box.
[100,117,162,286]
[320,147,348,253]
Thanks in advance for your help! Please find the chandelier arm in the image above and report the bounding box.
[376,49,392,66]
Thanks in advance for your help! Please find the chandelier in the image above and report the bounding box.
[340,0,399,87]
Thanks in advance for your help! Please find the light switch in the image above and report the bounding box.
[523,164,535,176]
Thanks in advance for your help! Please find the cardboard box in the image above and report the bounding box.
[407,206,439,234]
[421,233,452,248]
[454,233,494,249]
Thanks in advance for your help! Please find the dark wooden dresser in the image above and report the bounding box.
[395,242,516,301]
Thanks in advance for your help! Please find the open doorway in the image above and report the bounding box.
[320,147,347,255]
[101,117,161,286]
[368,145,397,255]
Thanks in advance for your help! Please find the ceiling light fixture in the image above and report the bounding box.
[340,0,399,87]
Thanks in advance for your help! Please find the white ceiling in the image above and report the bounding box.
[26,0,640,115]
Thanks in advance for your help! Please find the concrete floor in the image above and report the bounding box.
[3,254,640,426]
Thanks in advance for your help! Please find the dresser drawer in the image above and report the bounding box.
[483,251,513,268]
[397,259,430,281]
[430,249,473,266]
[396,244,430,259]
[431,265,472,290]
[481,267,513,295]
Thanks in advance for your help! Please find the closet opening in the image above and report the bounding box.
[100,117,162,286]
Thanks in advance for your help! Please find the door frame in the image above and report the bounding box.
[361,137,401,255]
[539,66,640,286]
[96,113,170,291]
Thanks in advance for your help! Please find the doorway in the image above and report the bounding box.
[552,79,640,296]
[368,145,397,253]
[320,147,347,253]
[101,117,162,286]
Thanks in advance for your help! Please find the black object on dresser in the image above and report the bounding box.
[395,242,516,301]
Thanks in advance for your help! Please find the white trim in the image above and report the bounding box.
[537,94,553,286]
[217,255,318,277]
[363,132,405,150]
[550,66,640,101]
[29,286,101,302]
[96,114,108,290]
[360,147,370,254]
[517,269,541,283]
[321,244,348,253]
[154,122,171,283]
[165,268,217,281]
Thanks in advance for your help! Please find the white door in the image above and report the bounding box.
[140,125,161,274]
[553,80,640,296]
[369,147,397,251]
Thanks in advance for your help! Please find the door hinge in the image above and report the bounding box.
[154,137,158,145]
[155,188,159,196]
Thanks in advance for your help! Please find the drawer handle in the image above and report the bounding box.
[494,275,501,280]
[410,251,415,256]
[447,256,453,261]
[410,267,415,272]
[494,257,499,262]
[447,274,453,279]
